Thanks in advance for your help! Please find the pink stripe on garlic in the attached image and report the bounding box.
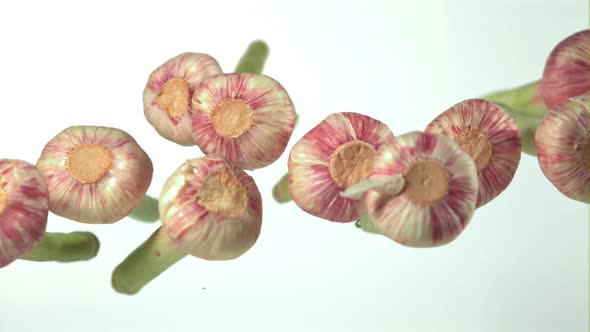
[0,160,48,267]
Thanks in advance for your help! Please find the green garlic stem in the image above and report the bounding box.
[20,231,100,262]
[355,214,383,235]
[482,80,547,156]
[235,40,269,74]
[272,173,292,203]
[128,195,159,222]
[111,226,187,295]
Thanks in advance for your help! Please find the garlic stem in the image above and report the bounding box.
[355,213,382,235]
[128,195,159,222]
[482,80,546,156]
[20,232,99,262]
[235,40,269,74]
[111,226,187,295]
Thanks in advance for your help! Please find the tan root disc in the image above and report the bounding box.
[329,140,376,188]
[66,144,113,184]
[198,170,248,218]
[454,129,493,172]
[403,160,450,205]
[210,99,254,139]
[157,78,190,118]
[0,188,7,215]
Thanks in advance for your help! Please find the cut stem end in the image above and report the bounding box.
[20,231,100,262]
[112,226,187,295]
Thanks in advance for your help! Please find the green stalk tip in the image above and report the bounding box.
[20,231,100,262]
[112,226,186,295]
[272,172,292,203]
[356,213,383,235]
[128,195,159,222]
[235,40,270,74]
[482,80,547,156]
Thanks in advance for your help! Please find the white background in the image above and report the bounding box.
[0,1,588,331]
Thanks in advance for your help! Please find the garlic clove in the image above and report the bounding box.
[37,126,153,224]
[192,73,296,170]
[288,112,394,222]
[426,99,521,207]
[340,175,405,200]
[364,131,479,248]
[535,95,590,203]
[144,53,223,146]
[542,30,590,108]
[0,159,48,267]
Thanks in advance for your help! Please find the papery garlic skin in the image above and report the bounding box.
[0,160,48,267]
[192,73,296,170]
[535,96,590,203]
[144,53,223,146]
[37,126,153,224]
[159,157,262,260]
[542,30,590,108]
[288,112,395,222]
[426,99,521,207]
[365,131,478,248]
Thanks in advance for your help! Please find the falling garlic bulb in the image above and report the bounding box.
[0,160,48,267]
[192,73,296,170]
[288,112,395,222]
[535,95,590,203]
[37,126,153,224]
[426,99,521,207]
[541,30,590,108]
[112,157,262,294]
[159,157,263,260]
[364,131,479,248]
[144,53,223,146]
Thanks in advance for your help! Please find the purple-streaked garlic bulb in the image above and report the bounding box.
[0,160,48,267]
[288,112,395,222]
[535,96,590,203]
[192,73,296,170]
[37,126,153,224]
[159,156,262,260]
[541,30,590,108]
[364,131,479,247]
[144,53,223,146]
[425,99,521,207]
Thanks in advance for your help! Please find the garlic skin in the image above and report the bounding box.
[144,53,223,146]
[37,126,153,224]
[288,112,395,222]
[364,131,479,248]
[535,96,590,203]
[192,73,296,170]
[542,30,590,108]
[0,160,48,267]
[159,157,262,260]
[426,99,521,207]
